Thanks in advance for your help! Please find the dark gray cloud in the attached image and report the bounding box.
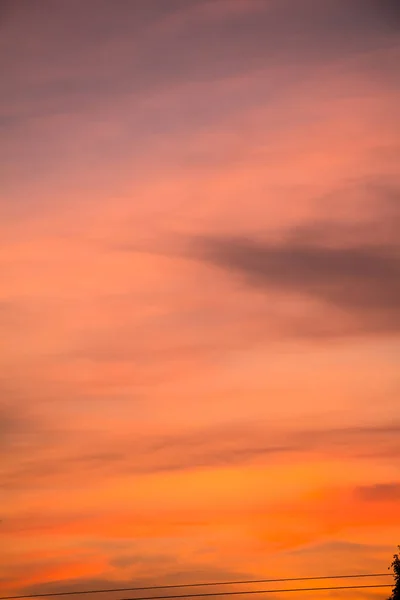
[189,191,400,336]
[370,0,400,29]
[195,237,399,306]
[355,482,400,502]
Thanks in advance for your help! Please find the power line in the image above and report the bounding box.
[2,573,392,600]
[120,584,393,599]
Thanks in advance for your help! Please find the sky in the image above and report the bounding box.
[1,0,400,598]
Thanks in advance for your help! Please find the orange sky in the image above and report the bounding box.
[1,1,399,599]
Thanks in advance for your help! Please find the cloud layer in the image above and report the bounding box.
[1,0,400,595]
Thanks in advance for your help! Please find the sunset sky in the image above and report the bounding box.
[1,1,400,598]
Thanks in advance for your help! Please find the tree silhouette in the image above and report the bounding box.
[388,546,400,600]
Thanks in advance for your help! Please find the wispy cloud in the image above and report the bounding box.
[2,420,400,490]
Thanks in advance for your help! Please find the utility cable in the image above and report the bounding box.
[2,572,392,600]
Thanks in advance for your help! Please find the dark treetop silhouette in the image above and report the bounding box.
[388,546,400,600]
